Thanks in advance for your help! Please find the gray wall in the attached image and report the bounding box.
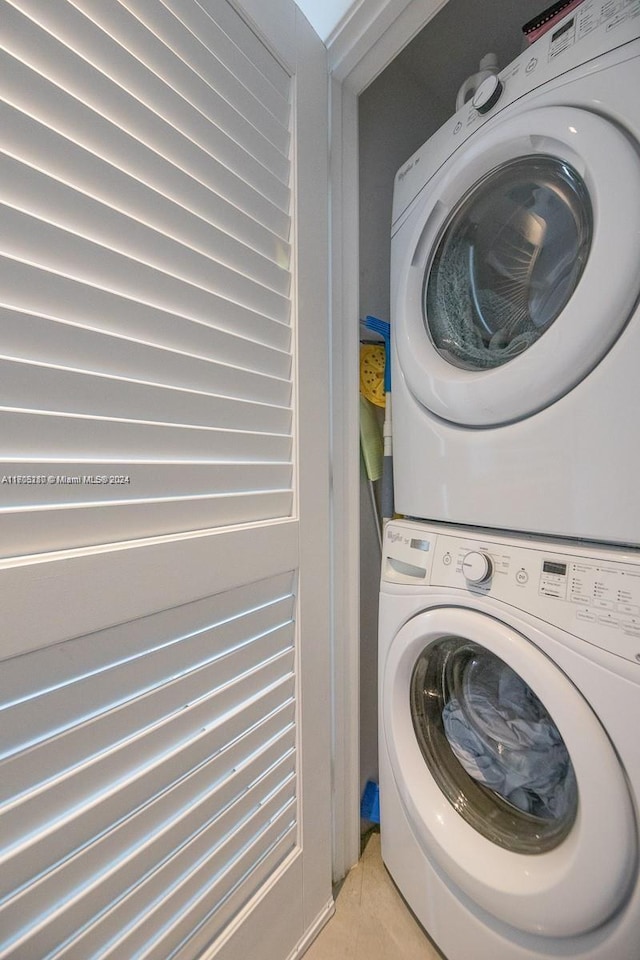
[358,0,545,809]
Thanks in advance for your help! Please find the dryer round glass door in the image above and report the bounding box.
[382,607,636,936]
[424,155,591,371]
[394,106,640,426]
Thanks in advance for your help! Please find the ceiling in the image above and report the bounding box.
[293,0,360,41]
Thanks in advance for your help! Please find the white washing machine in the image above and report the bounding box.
[379,518,640,960]
[391,3,640,545]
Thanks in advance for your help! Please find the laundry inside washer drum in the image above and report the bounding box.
[424,155,592,371]
[441,646,577,821]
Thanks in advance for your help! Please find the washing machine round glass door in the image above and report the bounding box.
[382,606,636,936]
[394,106,640,425]
[410,635,578,855]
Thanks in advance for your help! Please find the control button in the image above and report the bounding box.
[462,551,493,584]
[598,615,620,627]
[525,57,538,74]
[472,75,503,115]
[576,610,597,622]
[443,552,452,566]
[594,599,615,610]
[516,569,529,585]
[540,586,563,598]
[453,121,463,135]
[619,603,640,615]
[606,13,626,31]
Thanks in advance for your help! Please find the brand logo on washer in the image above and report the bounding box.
[387,530,405,543]
[397,155,421,181]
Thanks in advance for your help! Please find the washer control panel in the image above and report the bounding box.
[383,521,640,664]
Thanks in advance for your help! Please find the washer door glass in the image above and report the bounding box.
[410,636,578,853]
[424,156,592,370]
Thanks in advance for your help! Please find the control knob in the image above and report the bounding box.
[462,551,493,584]
[472,75,503,115]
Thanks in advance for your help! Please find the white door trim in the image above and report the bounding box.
[328,75,362,884]
[328,0,449,87]
[326,0,453,879]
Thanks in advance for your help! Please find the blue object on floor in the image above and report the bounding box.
[361,779,380,823]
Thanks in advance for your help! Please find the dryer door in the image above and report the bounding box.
[394,106,640,426]
[382,606,636,936]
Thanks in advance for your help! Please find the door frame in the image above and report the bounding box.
[326,0,451,881]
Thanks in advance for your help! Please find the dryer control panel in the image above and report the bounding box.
[392,0,640,229]
[383,521,640,664]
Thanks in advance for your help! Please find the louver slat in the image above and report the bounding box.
[0,308,291,405]
[0,150,291,297]
[0,359,292,433]
[159,0,291,103]
[67,0,291,157]
[0,0,295,554]
[3,3,291,207]
[98,802,297,960]
[0,463,291,508]
[0,269,292,379]
[0,96,290,257]
[0,492,294,563]
[1,206,292,332]
[0,573,299,960]
[121,0,290,134]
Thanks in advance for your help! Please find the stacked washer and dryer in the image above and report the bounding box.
[379,4,640,959]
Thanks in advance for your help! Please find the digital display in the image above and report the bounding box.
[552,17,574,41]
[543,560,567,576]
[410,538,430,552]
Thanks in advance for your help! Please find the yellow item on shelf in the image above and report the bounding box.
[360,344,386,408]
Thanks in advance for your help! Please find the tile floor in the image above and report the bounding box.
[304,831,445,960]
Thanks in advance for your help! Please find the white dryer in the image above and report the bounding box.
[379,518,640,960]
[391,3,640,545]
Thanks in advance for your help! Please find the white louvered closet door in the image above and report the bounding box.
[0,2,332,959]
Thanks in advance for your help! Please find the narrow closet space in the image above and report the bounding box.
[357,0,545,829]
